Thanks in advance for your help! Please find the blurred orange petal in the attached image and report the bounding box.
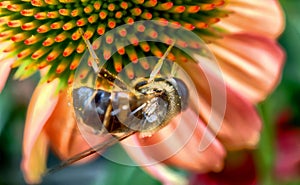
[22,80,59,157]
[210,33,285,103]
[0,57,14,93]
[220,0,285,38]
[44,89,95,161]
[21,132,48,184]
[21,80,59,183]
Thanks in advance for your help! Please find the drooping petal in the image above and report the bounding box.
[21,80,59,183]
[181,59,262,150]
[217,86,261,150]
[21,132,48,184]
[0,41,15,93]
[122,109,226,173]
[22,79,59,159]
[44,89,96,161]
[210,33,285,103]
[219,0,285,38]
[0,57,14,93]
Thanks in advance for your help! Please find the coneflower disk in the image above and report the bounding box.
[0,0,227,90]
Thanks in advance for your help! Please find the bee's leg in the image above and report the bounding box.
[44,131,135,176]
[129,103,147,116]
[103,104,113,130]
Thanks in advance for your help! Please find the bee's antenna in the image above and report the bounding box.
[148,40,176,83]
[79,29,100,74]
[79,29,136,92]
[44,131,135,176]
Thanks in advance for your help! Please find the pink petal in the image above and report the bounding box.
[219,0,285,38]
[217,86,262,150]
[122,109,226,173]
[44,89,96,162]
[0,57,14,93]
[181,59,262,150]
[122,138,188,185]
[210,33,285,103]
[21,80,59,182]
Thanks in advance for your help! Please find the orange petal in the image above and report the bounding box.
[44,89,95,161]
[181,59,262,150]
[210,33,285,103]
[21,132,48,184]
[0,41,15,93]
[0,57,14,93]
[21,80,59,183]
[22,80,59,157]
[219,0,285,38]
[122,109,226,173]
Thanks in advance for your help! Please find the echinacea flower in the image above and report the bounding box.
[0,0,285,184]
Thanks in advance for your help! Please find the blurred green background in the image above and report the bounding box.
[1,0,300,184]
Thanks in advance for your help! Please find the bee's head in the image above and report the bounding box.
[133,77,189,111]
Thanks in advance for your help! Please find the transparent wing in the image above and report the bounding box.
[46,20,223,176]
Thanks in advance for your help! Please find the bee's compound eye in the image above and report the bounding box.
[73,87,95,110]
[173,78,189,110]
[72,87,105,134]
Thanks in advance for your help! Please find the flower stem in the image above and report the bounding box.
[255,102,276,185]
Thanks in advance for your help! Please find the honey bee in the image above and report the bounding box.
[46,36,189,174]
